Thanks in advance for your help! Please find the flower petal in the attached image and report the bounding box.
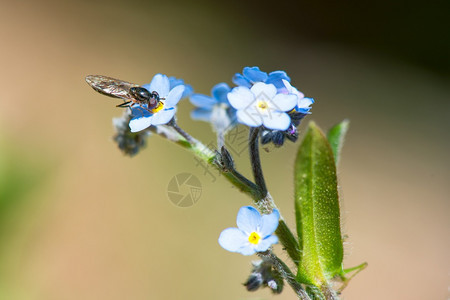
[261,111,291,130]
[164,85,185,108]
[259,209,280,237]
[218,228,249,252]
[282,79,304,98]
[190,108,213,122]
[129,115,153,132]
[232,73,252,88]
[236,206,261,235]
[238,244,258,256]
[181,84,193,99]
[189,94,216,109]
[169,77,194,99]
[150,108,175,125]
[237,109,263,127]
[271,93,298,112]
[266,70,290,89]
[227,86,255,110]
[212,82,231,103]
[298,97,314,110]
[149,74,170,97]
[255,235,278,252]
[251,82,277,100]
[243,66,268,83]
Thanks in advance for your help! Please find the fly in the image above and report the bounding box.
[85,75,162,111]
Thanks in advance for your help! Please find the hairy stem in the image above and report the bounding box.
[258,251,311,300]
[167,118,197,145]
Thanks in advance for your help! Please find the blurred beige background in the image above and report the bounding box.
[0,0,449,299]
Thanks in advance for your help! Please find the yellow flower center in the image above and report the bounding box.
[150,101,164,113]
[256,100,268,111]
[248,232,261,245]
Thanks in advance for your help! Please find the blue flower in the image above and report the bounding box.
[233,66,290,91]
[189,82,236,132]
[227,82,298,130]
[218,206,279,256]
[129,74,185,132]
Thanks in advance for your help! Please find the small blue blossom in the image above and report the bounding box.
[129,74,185,132]
[258,79,315,147]
[189,82,236,132]
[227,82,298,130]
[218,206,279,256]
[233,66,290,91]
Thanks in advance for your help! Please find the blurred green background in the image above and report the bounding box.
[0,0,449,299]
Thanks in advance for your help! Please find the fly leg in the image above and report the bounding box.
[116,101,132,108]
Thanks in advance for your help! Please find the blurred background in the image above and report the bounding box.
[0,0,449,299]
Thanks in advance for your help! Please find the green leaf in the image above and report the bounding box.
[327,119,349,166]
[294,122,343,286]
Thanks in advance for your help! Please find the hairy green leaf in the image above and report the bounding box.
[327,119,349,166]
[294,122,343,286]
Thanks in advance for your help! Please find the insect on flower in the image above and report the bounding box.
[85,75,163,112]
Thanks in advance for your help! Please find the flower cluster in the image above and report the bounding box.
[231,67,314,146]
[86,66,361,298]
[88,67,313,150]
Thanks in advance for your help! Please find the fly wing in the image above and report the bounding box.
[85,75,140,101]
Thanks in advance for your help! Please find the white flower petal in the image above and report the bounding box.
[236,206,261,235]
[270,94,298,112]
[238,243,258,256]
[255,235,278,252]
[251,82,277,100]
[227,86,255,110]
[149,74,170,97]
[281,79,292,93]
[237,109,263,127]
[259,209,280,237]
[261,111,291,130]
[164,85,185,108]
[282,79,304,98]
[298,97,314,109]
[218,228,249,252]
[129,115,153,132]
[150,108,176,125]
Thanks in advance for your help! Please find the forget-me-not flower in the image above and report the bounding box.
[218,206,279,256]
[189,82,236,132]
[227,82,298,130]
[258,79,315,147]
[129,74,185,132]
